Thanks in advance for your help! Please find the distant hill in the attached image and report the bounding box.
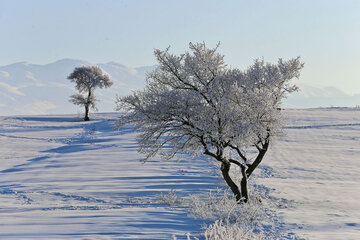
[284,83,360,109]
[0,59,359,116]
[0,59,156,116]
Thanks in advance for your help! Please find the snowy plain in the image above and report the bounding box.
[257,108,360,239]
[0,113,219,239]
[0,108,359,239]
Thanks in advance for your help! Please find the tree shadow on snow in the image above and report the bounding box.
[1,119,135,174]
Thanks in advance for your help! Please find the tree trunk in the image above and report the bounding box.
[84,90,92,121]
[221,161,241,202]
[84,105,90,121]
[240,165,249,203]
[246,141,269,178]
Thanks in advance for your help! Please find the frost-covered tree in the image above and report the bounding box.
[116,43,304,203]
[68,66,113,121]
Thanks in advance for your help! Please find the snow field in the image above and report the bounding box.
[257,108,360,239]
[0,114,219,239]
[0,108,359,239]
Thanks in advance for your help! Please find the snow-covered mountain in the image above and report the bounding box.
[284,83,360,109]
[0,59,156,116]
[1,59,359,116]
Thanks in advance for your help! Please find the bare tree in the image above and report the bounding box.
[68,66,113,121]
[116,43,304,203]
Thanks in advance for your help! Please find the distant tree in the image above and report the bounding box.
[116,43,304,203]
[68,66,113,121]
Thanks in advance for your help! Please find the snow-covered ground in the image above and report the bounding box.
[0,108,359,239]
[257,108,360,240]
[0,113,220,239]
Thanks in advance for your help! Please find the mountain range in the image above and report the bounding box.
[0,59,155,116]
[0,59,359,116]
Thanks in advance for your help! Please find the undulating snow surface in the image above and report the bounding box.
[257,108,360,240]
[0,113,219,239]
[0,108,359,239]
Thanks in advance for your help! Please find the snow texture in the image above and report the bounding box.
[0,108,359,239]
[257,108,360,239]
[0,113,219,239]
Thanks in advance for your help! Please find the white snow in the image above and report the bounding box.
[0,108,359,239]
[0,113,218,239]
[257,108,360,239]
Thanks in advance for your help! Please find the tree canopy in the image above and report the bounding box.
[68,65,112,121]
[117,42,304,202]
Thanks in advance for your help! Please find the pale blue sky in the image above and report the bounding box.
[0,0,359,94]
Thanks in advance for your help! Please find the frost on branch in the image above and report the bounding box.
[68,66,112,121]
[69,93,97,110]
[116,42,304,202]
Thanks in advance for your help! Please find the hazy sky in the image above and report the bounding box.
[0,0,359,94]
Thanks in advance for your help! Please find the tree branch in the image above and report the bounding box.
[246,138,270,178]
[228,144,247,162]
[229,158,242,167]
